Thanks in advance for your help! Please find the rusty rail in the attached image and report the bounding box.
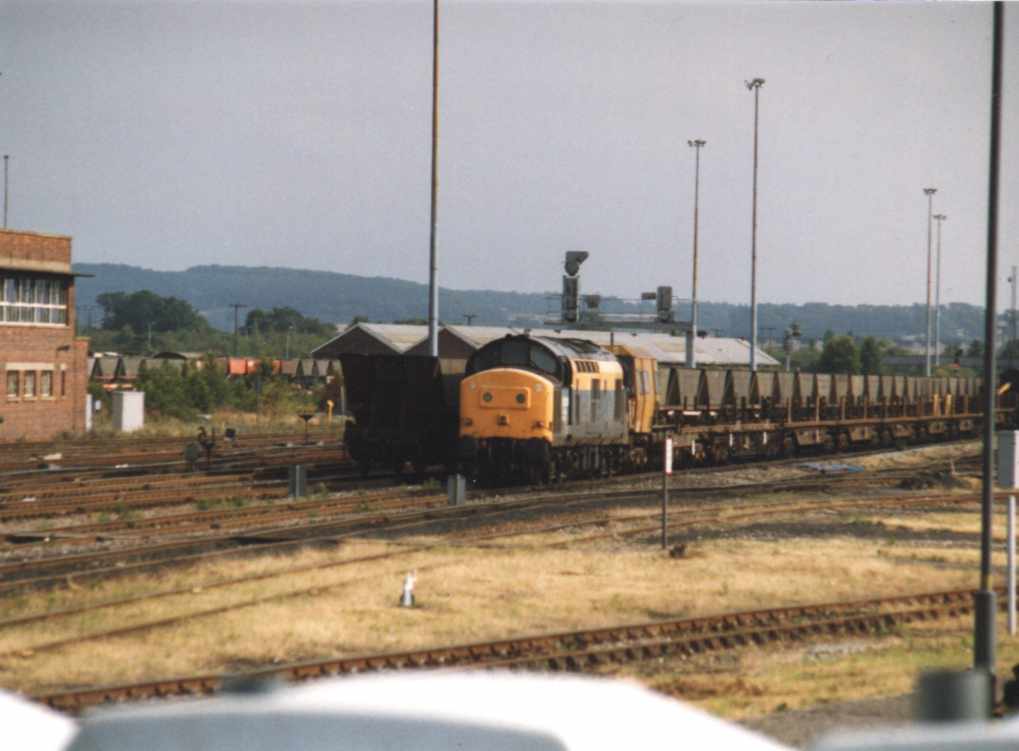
[33,587,987,713]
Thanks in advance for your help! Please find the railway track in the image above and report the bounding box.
[0,484,986,654]
[0,453,976,594]
[33,587,991,714]
[0,429,342,474]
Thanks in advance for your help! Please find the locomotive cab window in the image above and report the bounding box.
[502,340,529,367]
[529,346,557,377]
[467,339,562,382]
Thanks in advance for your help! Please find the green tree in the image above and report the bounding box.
[998,340,1019,368]
[816,335,860,374]
[967,339,985,358]
[243,307,333,337]
[97,290,209,336]
[135,362,195,420]
[859,337,883,374]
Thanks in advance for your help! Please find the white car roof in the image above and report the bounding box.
[2,690,78,751]
[67,672,791,751]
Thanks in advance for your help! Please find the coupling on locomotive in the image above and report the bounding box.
[456,333,1011,486]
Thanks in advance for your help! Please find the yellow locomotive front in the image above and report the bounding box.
[459,334,630,484]
[461,368,556,445]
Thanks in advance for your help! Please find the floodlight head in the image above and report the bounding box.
[640,292,657,301]
[564,251,589,277]
[924,187,937,196]
[745,78,766,90]
[933,213,947,221]
[687,139,706,148]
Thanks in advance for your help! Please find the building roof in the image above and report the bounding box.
[150,351,204,360]
[443,325,779,367]
[315,322,777,367]
[312,323,427,357]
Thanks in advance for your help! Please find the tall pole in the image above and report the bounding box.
[1009,265,1018,358]
[230,303,247,357]
[974,0,1003,694]
[687,139,706,369]
[745,78,765,372]
[426,0,440,357]
[3,155,8,229]
[933,213,947,367]
[923,187,937,376]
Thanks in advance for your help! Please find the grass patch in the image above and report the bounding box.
[640,616,1019,721]
[0,530,983,696]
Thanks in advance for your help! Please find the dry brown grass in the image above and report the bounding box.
[0,439,999,706]
[0,529,981,695]
[632,615,1019,720]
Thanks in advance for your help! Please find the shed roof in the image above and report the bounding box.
[442,325,779,367]
[150,351,204,360]
[312,323,427,357]
[316,323,777,367]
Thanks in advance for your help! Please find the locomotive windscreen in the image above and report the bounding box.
[467,337,564,382]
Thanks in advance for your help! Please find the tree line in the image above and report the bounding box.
[85,291,334,358]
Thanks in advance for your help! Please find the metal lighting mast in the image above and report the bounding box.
[933,213,947,367]
[230,303,248,356]
[426,0,440,357]
[687,139,706,369]
[923,187,937,376]
[1010,265,1018,357]
[974,0,1004,697]
[745,78,765,372]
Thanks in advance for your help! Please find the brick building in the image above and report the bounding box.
[1,229,89,442]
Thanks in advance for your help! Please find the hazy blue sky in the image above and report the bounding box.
[1,1,1016,308]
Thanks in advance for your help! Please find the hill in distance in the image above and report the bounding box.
[71,262,986,343]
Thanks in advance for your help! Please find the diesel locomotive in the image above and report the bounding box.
[458,333,1011,485]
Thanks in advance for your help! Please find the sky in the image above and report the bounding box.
[0,1,1016,309]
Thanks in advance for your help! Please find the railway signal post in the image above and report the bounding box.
[662,437,673,550]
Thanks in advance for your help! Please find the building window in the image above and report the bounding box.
[61,370,67,397]
[6,371,18,399]
[24,371,36,398]
[40,370,53,397]
[0,275,69,325]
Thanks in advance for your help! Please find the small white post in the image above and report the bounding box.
[662,437,673,550]
[400,571,416,608]
[1010,494,1016,636]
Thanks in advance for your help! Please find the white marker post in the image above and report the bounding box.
[998,431,1019,635]
[662,437,673,550]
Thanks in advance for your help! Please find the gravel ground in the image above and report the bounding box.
[742,694,913,748]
